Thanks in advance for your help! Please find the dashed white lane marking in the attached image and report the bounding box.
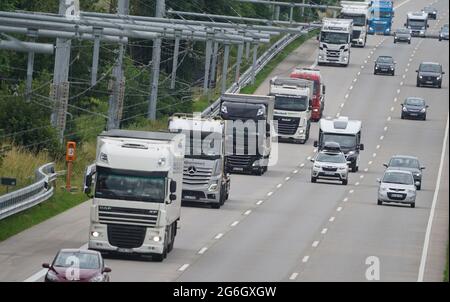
[357,71,361,75]
[353,78,357,83]
[369,161,373,165]
[364,60,368,64]
[400,81,404,86]
[402,75,406,79]
[349,189,354,194]
[285,176,291,181]
[364,168,369,172]
[244,210,252,216]
[349,86,353,90]
[321,228,328,234]
[215,233,224,239]
[384,126,388,131]
[361,65,365,69]
[397,89,401,94]
[337,207,343,212]
[409,58,413,62]
[380,135,384,140]
[360,175,365,179]
[407,63,410,67]
[345,94,349,99]
[277,184,282,189]
[313,148,318,153]
[343,197,348,202]
[231,221,239,227]
[302,256,310,263]
[267,191,273,196]
[329,216,335,222]
[387,116,392,121]
[341,103,345,108]
[198,247,208,254]
[289,273,299,280]
[373,153,377,158]
[300,163,305,168]
[256,200,264,205]
[377,144,381,149]
[178,264,190,271]
[336,112,341,117]
[312,241,320,248]
[355,182,360,186]
[405,68,408,72]
[293,170,298,174]
[307,156,312,160]
[393,98,397,103]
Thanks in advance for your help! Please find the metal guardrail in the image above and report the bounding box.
[201,26,316,117]
[0,162,57,220]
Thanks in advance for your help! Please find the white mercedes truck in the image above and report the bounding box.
[84,130,185,262]
[168,113,231,209]
[269,76,314,144]
[314,117,365,172]
[318,18,353,67]
[339,1,370,47]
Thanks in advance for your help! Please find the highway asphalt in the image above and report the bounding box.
[0,0,447,282]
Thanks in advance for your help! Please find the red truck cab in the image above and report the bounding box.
[290,68,326,122]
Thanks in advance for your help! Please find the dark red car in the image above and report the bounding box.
[42,249,111,282]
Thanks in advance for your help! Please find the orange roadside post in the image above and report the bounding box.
[66,141,76,191]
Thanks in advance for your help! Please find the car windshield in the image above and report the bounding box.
[275,95,308,112]
[377,57,393,63]
[322,134,357,149]
[382,171,413,185]
[389,157,420,169]
[316,152,346,164]
[420,64,442,73]
[396,29,410,34]
[53,252,100,269]
[95,167,166,203]
[442,26,449,33]
[405,98,425,106]
[320,32,349,44]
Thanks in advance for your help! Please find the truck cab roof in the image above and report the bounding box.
[100,129,180,142]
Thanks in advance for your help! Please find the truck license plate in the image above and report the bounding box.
[184,195,197,200]
[233,167,244,171]
[117,248,133,253]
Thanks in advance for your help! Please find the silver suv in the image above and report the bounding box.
[377,169,417,208]
[311,143,349,185]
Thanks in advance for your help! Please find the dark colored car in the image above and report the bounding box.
[374,56,396,75]
[383,155,425,190]
[401,97,428,120]
[439,24,449,41]
[394,28,412,44]
[43,249,111,282]
[422,6,437,20]
[416,62,445,88]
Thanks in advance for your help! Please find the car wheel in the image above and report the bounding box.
[211,202,221,209]
[401,113,405,119]
[342,179,348,185]
[410,202,415,208]
[423,114,427,121]
[408,40,411,44]
[438,83,442,88]
[351,162,358,173]
[439,37,442,41]
[416,81,420,87]
[416,184,421,190]
[311,176,317,183]
[377,200,383,206]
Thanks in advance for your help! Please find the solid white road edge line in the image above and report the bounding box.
[418,114,449,282]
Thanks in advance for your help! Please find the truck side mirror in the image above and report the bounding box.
[316,35,320,41]
[359,144,365,151]
[383,163,388,168]
[313,141,318,148]
[322,85,326,94]
[404,23,407,27]
[83,164,96,196]
[170,180,177,193]
[442,71,446,75]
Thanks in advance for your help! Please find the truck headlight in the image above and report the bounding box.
[91,231,100,238]
[208,181,218,192]
[221,105,228,114]
[252,161,260,167]
[298,129,305,134]
[153,236,161,242]
[89,274,105,282]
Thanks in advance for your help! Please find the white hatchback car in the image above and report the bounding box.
[377,169,417,208]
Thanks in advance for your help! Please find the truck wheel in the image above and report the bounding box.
[311,176,317,183]
[410,202,415,208]
[377,200,383,206]
[211,203,221,209]
[167,224,176,253]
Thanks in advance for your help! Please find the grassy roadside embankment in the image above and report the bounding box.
[0,32,318,243]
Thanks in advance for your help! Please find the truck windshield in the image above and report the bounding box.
[185,131,222,160]
[408,20,426,28]
[340,14,366,26]
[95,167,166,203]
[320,32,349,44]
[275,95,308,111]
[322,133,357,149]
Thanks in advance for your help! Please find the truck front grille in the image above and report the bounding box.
[98,206,158,227]
[183,165,212,186]
[326,50,341,61]
[227,155,253,168]
[274,117,300,135]
[107,224,146,249]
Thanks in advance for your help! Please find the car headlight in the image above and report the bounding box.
[338,167,347,171]
[221,105,228,114]
[403,107,408,112]
[347,151,356,156]
[46,270,59,282]
[89,274,105,282]
[390,66,394,70]
[420,108,426,113]
[313,164,321,169]
[419,75,423,79]
[379,187,387,192]
[415,173,421,177]
[437,76,442,80]
[407,189,416,194]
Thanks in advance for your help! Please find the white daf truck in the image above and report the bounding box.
[168,113,230,209]
[83,130,185,262]
[339,1,370,47]
[269,76,314,144]
[318,18,353,67]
